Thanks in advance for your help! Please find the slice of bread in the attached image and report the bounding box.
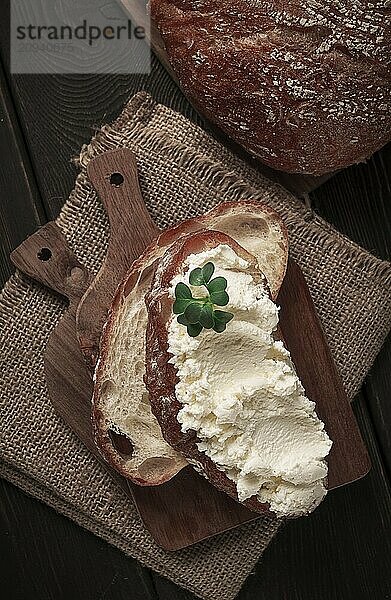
[145,230,271,512]
[93,201,288,485]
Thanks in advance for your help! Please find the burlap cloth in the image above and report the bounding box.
[1,91,391,600]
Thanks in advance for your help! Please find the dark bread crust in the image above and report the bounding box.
[93,199,287,485]
[144,230,272,513]
[151,0,391,175]
[162,199,288,299]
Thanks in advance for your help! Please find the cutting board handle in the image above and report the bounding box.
[10,222,90,306]
[77,148,159,369]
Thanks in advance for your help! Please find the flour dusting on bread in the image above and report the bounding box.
[151,0,391,174]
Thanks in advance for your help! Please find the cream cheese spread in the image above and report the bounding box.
[168,244,332,517]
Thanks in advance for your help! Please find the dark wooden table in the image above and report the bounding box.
[0,11,390,600]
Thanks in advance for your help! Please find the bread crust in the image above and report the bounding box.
[93,243,188,485]
[151,0,391,175]
[93,199,287,485]
[144,230,272,512]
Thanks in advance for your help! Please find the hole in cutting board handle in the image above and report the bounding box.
[109,172,124,187]
[37,247,52,261]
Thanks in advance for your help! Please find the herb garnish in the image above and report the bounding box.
[173,262,234,337]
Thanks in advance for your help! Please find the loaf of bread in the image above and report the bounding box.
[93,200,288,485]
[150,0,391,175]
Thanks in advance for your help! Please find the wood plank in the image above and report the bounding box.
[365,339,391,477]
[278,259,370,489]
[0,59,45,287]
[0,478,158,600]
[0,62,199,221]
[0,1,199,220]
[79,149,158,368]
[310,144,391,261]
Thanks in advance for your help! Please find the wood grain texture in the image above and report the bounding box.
[11,222,90,301]
[0,60,45,288]
[0,0,200,220]
[0,478,158,600]
[9,209,369,552]
[9,147,369,551]
[310,144,391,477]
[81,151,262,548]
[310,144,391,262]
[132,466,259,550]
[10,220,147,508]
[278,260,370,488]
[365,340,391,477]
[78,149,158,369]
[10,223,99,459]
[8,159,260,550]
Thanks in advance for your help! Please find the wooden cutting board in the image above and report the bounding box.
[11,148,370,551]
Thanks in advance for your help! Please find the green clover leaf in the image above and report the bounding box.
[212,320,226,333]
[189,262,215,286]
[213,310,233,333]
[210,290,229,306]
[175,282,192,299]
[199,304,214,329]
[177,313,190,326]
[214,310,234,324]
[189,267,204,286]
[173,282,194,314]
[202,262,215,283]
[187,323,203,337]
[207,277,227,293]
[174,262,233,337]
[173,298,192,314]
[184,302,202,324]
